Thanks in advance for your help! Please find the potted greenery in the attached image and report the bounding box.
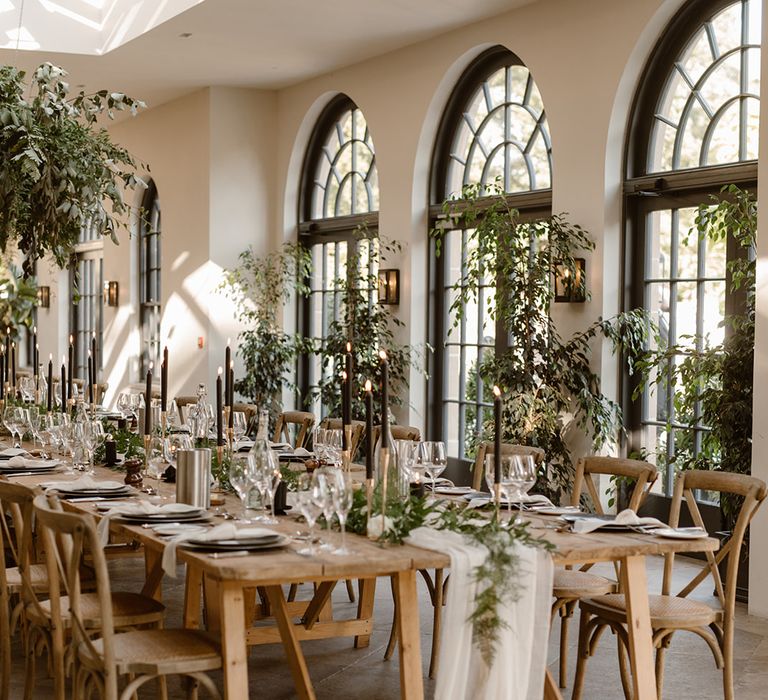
[433,183,648,502]
[221,243,312,419]
[637,185,755,600]
[0,63,144,274]
[0,259,38,336]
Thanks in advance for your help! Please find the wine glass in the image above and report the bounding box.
[3,406,24,447]
[229,455,256,522]
[146,435,167,479]
[167,399,181,430]
[80,420,105,475]
[117,392,131,420]
[232,412,247,447]
[312,427,327,463]
[420,441,447,493]
[296,473,323,556]
[19,376,35,402]
[330,470,353,555]
[325,429,343,467]
[253,450,281,525]
[314,468,337,550]
[508,454,538,523]
[396,440,423,484]
[163,433,192,468]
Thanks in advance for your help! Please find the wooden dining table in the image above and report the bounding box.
[14,464,719,700]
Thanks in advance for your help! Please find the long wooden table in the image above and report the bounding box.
[15,466,719,699]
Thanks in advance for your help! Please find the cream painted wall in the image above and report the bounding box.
[106,88,211,404]
[273,0,676,429]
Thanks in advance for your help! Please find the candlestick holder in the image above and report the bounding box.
[143,434,151,476]
[216,444,224,468]
[343,424,353,468]
[341,448,351,473]
[493,482,502,521]
[92,383,98,406]
[34,389,40,406]
[223,405,231,433]
[226,427,235,455]
[161,411,168,439]
[379,447,389,541]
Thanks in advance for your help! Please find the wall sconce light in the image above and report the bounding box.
[37,286,50,308]
[554,258,587,303]
[378,269,400,305]
[104,281,120,307]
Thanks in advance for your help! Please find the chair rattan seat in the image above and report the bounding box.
[79,629,222,676]
[31,591,165,628]
[583,593,723,628]
[552,569,617,598]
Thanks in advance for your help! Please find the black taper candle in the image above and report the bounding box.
[32,326,37,376]
[4,328,9,380]
[341,370,349,450]
[60,358,66,410]
[225,339,231,407]
[91,332,96,382]
[87,353,93,403]
[493,385,502,485]
[216,367,224,446]
[161,346,168,412]
[47,355,53,412]
[0,347,4,399]
[228,362,234,429]
[144,363,153,435]
[365,379,373,480]
[11,342,16,388]
[67,335,73,402]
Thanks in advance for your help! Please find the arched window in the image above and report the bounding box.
[298,95,380,415]
[139,180,161,375]
[429,46,553,461]
[625,0,759,498]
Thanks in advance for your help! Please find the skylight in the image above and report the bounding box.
[0,0,204,55]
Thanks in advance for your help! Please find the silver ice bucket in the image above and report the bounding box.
[176,448,211,508]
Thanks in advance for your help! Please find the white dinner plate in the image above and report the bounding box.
[653,527,709,540]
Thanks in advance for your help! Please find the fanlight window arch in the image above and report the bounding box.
[444,55,552,198]
[308,98,379,220]
[649,0,760,172]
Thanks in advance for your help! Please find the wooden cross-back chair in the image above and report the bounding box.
[551,455,658,689]
[174,396,198,424]
[33,495,222,700]
[22,494,165,700]
[471,441,546,492]
[572,469,766,700]
[371,424,421,451]
[273,410,315,448]
[0,480,42,700]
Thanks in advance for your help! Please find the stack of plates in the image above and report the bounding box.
[0,458,60,476]
[117,504,211,525]
[43,480,134,500]
[181,530,288,553]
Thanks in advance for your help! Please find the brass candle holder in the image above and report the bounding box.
[378,447,389,541]
[343,424,353,471]
[493,482,502,521]
[226,427,235,455]
[161,411,168,439]
[143,434,151,476]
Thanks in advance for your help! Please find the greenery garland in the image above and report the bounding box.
[346,488,553,666]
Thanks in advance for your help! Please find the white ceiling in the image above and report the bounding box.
[0,0,537,108]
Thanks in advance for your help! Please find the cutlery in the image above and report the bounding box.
[207,550,250,559]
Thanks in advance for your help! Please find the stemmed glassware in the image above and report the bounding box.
[312,427,327,463]
[397,440,423,484]
[74,420,104,475]
[508,454,537,523]
[26,406,42,448]
[3,406,27,447]
[232,412,247,448]
[296,472,323,556]
[163,433,192,468]
[324,429,343,466]
[313,469,338,550]
[229,454,257,523]
[329,470,353,555]
[253,450,281,525]
[419,441,447,493]
[19,376,35,402]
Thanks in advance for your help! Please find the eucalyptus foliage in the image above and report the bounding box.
[312,226,428,420]
[0,261,38,334]
[635,185,755,528]
[221,244,312,417]
[0,63,145,274]
[434,183,648,501]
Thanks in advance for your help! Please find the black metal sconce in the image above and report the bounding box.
[104,281,120,307]
[37,286,50,308]
[378,269,400,305]
[554,258,586,303]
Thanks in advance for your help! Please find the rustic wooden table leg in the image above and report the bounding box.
[354,577,376,648]
[619,555,657,700]
[219,580,249,700]
[265,585,316,700]
[183,564,203,629]
[543,669,563,700]
[142,545,164,601]
[394,570,423,700]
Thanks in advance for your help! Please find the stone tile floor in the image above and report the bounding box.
[9,554,768,698]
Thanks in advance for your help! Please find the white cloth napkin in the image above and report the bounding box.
[570,508,666,534]
[43,476,124,492]
[161,524,277,576]
[467,493,554,510]
[406,526,552,700]
[95,502,201,545]
[0,448,29,458]
[5,456,59,469]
